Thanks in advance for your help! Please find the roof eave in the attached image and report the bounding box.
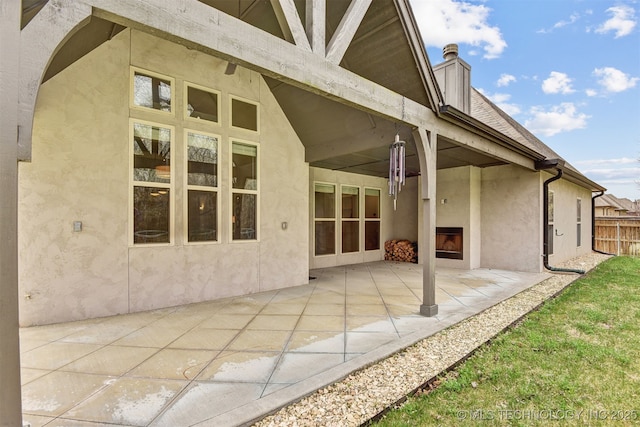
[394,0,445,115]
[439,104,545,161]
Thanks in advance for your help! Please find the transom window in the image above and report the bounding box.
[230,95,259,132]
[185,82,220,124]
[131,67,173,113]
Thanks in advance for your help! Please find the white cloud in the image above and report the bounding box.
[593,67,639,93]
[537,12,581,33]
[585,88,598,97]
[496,73,516,87]
[575,158,638,166]
[410,0,507,59]
[595,5,637,38]
[524,103,589,136]
[542,71,575,94]
[582,167,640,182]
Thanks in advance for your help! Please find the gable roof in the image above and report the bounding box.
[595,194,629,211]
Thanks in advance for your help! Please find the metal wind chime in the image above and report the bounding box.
[388,133,406,210]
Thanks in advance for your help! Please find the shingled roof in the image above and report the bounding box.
[468,86,607,193]
[470,88,582,174]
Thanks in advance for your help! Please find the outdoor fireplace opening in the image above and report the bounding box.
[436,227,463,260]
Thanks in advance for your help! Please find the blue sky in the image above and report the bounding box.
[409,0,640,200]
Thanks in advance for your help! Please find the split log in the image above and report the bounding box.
[384,239,418,263]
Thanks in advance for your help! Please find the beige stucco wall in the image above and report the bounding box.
[392,176,420,243]
[480,164,542,272]
[546,173,593,264]
[19,30,308,326]
[435,166,481,269]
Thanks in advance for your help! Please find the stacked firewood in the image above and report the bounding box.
[384,239,418,263]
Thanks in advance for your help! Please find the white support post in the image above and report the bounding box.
[413,128,438,316]
[0,0,24,425]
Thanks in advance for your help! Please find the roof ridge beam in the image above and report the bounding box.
[326,0,372,65]
[270,0,311,51]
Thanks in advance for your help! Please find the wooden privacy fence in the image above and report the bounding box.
[594,218,640,255]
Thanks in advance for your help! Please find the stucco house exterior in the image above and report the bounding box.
[0,0,609,420]
[11,0,605,328]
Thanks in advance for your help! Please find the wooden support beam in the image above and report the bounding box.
[18,0,537,174]
[326,0,372,65]
[305,0,325,56]
[0,0,24,424]
[413,127,438,317]
[18,1,92,160]
[19,0,437,159]
[88,0,435,127]
[270,0,311,51]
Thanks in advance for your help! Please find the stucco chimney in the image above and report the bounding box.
[433,43,472,114]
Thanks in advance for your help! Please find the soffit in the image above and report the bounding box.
[27,0,430,107]
[268,76,507,177]
[24,0,501,179]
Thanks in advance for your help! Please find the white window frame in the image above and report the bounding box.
[229,94,260,133]
[230,139,260,242]
[184,81,221,126]
[184,129,221,245]
[313,182,337,257]
[364,187,382,252]
[577,198,582,247]
[129,118,175,246]
[340,184,361,254]
[129,66,175,116]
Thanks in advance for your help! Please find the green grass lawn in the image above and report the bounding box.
[375,256,640,426]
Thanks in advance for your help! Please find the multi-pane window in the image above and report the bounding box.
[365,188,381,250]
[185,83,220,124]
[314,184,382,257]
[131,120,173,244]
[186,131,219,242]
[314,183,336,256]
[231,141,258,240]
[131,68,173,113]
[341,186,360,253]
[577,198,582,247]
[130,68,260,246]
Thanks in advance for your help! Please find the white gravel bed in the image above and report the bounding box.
[254,253,611,427]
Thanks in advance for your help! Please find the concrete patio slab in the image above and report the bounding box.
[20,261,549,426]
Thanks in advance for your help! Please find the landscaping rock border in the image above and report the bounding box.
[253,253,611,427]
